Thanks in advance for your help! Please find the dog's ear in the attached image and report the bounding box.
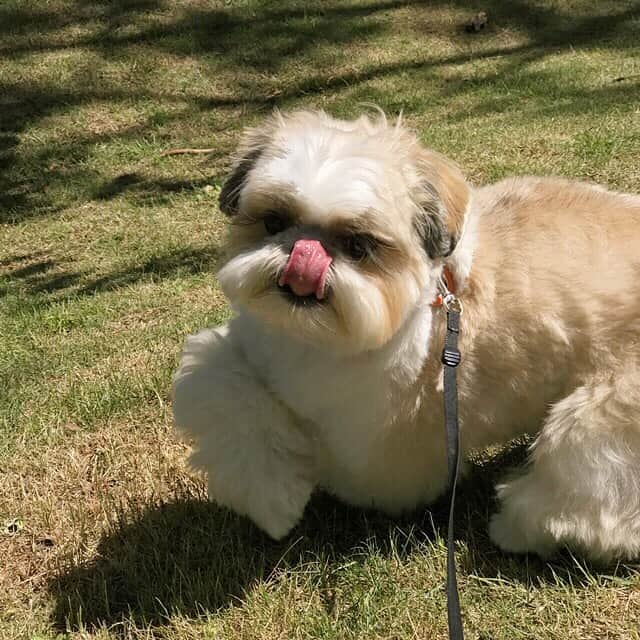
[219,122,277,216]
[411,149,470,259]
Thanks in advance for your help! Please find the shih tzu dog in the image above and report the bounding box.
[173,110,640,561]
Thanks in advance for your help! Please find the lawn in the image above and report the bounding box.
[1,1,639,638]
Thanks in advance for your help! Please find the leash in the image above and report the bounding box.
[437,272,465,640]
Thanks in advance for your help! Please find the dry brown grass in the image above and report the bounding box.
[1,413,195,621]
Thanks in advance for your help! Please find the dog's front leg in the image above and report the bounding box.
[173,326,315,539]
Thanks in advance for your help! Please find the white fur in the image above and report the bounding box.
[172,326,315,539]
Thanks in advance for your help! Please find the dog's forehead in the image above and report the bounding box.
[254,124,410,224]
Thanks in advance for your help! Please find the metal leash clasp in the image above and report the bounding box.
[438,274,464,315]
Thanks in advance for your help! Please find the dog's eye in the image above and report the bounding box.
[263,212,289,235]
[345,235,373,261]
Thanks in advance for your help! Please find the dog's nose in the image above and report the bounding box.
[278,239,332,299]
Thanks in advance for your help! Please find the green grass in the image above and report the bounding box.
[1,1,640,638]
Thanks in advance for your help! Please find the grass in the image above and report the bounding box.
[1,0,640,638]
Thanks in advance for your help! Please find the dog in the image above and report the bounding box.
[172,110,640,562]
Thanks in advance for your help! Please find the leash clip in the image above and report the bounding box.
[442,292,463,315]
[438,274,464,315]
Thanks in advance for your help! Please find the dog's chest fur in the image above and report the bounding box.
[232,304,449,508]
[234,304,431,428]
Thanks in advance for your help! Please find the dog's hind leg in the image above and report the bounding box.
[173,326,315,539]
[489,371,640,561]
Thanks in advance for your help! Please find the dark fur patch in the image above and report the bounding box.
[218,147,263,216]
[410,148,469,260]
[413,192,456,259]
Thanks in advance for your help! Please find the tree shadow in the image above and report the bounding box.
[75,246,221,296]
[48,438,637,633]
[0,256,82,296]
[92,172,215,202]
[0,245,220,302]
[6,1,640,630]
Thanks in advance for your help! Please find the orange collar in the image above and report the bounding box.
[431,266,456,307]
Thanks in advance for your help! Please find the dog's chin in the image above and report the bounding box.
[218,252,422,354]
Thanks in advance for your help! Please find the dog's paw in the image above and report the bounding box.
[488,510,529,554]
[248,476,313,540]
[231,448,315,540]
[489,506,556,558]
[202,423,315,540]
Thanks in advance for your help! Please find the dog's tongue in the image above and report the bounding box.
[279,239,332,299]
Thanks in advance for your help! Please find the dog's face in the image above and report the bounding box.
[216,111,469,353]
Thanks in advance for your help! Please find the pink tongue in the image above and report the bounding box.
[279,239,332,299]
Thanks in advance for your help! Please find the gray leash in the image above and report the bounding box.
[439,278,465,640]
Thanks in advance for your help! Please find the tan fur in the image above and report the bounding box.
[452,176,640,450]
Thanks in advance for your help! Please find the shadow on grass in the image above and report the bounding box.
[48,439,636,632]
[76,246,221,296]
[0,245,220,299]
[2,0,639,223]
[92,172,215,201]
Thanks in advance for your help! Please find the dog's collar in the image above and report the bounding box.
[432,266,456,308]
